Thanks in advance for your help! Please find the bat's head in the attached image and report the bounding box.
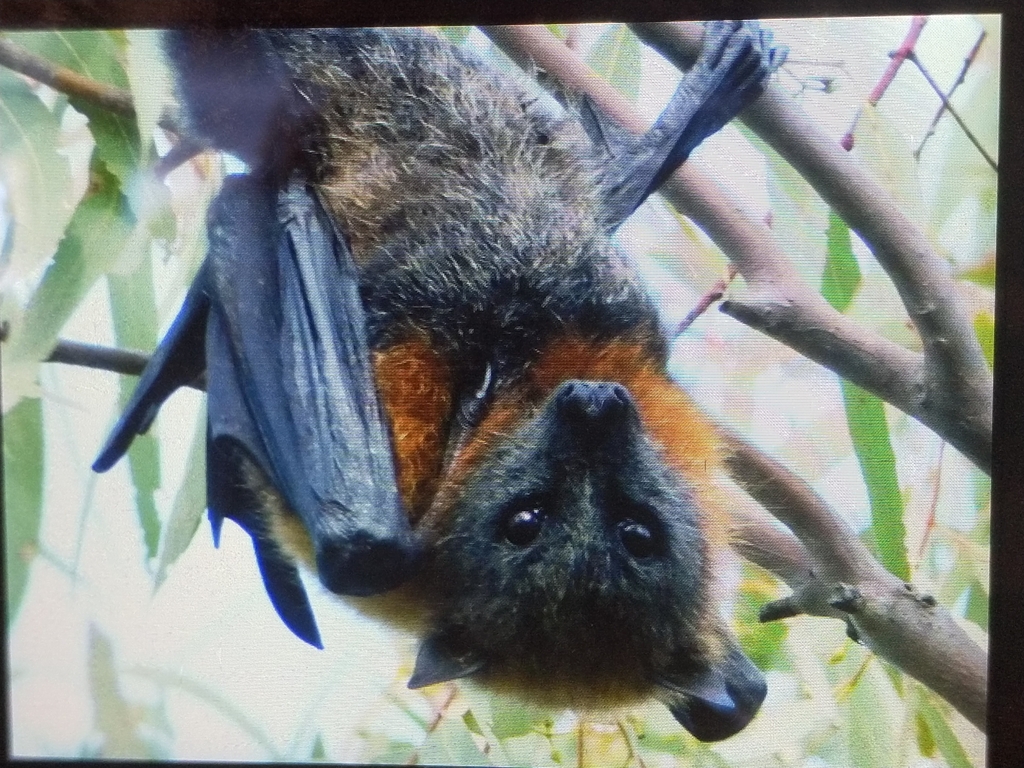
[413,379,766,741]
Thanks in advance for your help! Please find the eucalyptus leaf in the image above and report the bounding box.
[0,67,74,286]
[587,25,642,102]
[3,396,44,626]
[5,157,134,366]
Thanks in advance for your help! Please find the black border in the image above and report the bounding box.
[0,2,1019,767]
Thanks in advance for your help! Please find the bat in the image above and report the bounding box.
[93,21,785,741]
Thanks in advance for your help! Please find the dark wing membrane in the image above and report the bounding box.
[599,20,787,229]
[94,174,420,647]
[207,176,421,597]
[92,263,210,473]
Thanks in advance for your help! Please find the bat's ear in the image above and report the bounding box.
[655,641,766,741]
[408,631,486,689]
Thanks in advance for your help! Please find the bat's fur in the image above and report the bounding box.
[166,27,755,721]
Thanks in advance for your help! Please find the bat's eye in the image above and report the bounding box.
[619,520,656,558]
[504,507,545,546]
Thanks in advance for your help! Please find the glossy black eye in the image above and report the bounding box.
[504,508,545,546]
[619,520,656,558]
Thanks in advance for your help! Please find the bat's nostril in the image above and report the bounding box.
[555,380,635,427]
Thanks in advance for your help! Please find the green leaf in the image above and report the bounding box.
[917,694,973,768]
[852,103,926,227]
[6,31,141,190]
[0,65,75,286]
[125,30,173,169]
[309,733,327,761]
[958,255,996,288]
[3,396,44,626]
[963,578,989,629]
[108,253,161,558]
[154,406,207,589]
[418,715,488,765]
[847,661,900,768]
[632,727,686,757]
[88,625,150,758]
[915,709,937,757]
[821,212,862,312]
[973,311,994,369]
[71,93,141,194]
[462,708,485,736]
[821,214,908,579]
[6,158,134,365]
[841,380,910,580]
[586,25,642,102]
[489,696,551,740]
[368,739,417,764]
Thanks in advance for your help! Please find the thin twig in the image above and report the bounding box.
[840,16,927,151]
[0,35,135,116]
[915,30,987,160]
[405,685,458,766]
[673,264,737,337]
[44,339,205,390]
[913,440,945,571]
[907,50,998,172]
[46,340,149,379]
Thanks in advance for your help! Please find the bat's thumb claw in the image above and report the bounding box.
[316,532,423,596]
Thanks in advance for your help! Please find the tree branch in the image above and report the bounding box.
[724,430,988,731]
[630,21,993,473]
[0,35,136,115]
[482,24,991,473]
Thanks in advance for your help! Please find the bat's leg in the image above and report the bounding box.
[599,20,787,228]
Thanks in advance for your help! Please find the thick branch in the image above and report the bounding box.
[631,21,993,472]
[725,431,988,730]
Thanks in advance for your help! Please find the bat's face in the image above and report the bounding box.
[421,379,713,702]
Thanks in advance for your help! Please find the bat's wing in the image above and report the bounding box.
[94,174,420,647]
[595,20,787,229]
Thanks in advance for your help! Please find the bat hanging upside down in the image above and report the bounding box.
[93,22,786,741]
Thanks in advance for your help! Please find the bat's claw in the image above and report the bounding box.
[696,19,787,109]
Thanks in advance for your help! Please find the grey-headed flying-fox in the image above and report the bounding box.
[95,22,785,741]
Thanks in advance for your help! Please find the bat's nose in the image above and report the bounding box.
[316,532,423,596]
[554,380,634,428]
